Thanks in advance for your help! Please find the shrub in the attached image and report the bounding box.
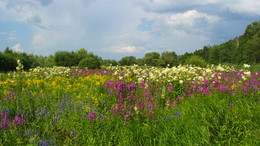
[78,56,100,69]
[185,55,207,67]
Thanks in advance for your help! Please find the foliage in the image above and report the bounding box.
[143,52,163,66]
[118,56,137,66]
[0,52,17,72]
[185,55,207,67]
[0,65,259,145]
[191,21,260,65]
[161,51,178,67]
[78,56,101,69]
[100,59,118,66]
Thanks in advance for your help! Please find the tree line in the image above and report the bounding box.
[1,21,259,72]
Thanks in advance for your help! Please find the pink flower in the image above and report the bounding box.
[88,112,96,122]
[229,104,233,110]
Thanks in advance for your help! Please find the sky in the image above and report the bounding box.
[0,0,259,60]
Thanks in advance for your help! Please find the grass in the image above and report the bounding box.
[0,68,259,145]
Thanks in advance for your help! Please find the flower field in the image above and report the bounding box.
[0,65,259,145]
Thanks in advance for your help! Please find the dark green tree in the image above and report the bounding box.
[143,52,162,66]
[185,55,207,67]
[177,52,192,65]
[0,52,17,72]
[161,51,178,67]
[45,55,56,67]
[118,56,137,66]
[54,51,78,67]
[101,59,118,66]
[78,56,101,69]
[208,46,220,64]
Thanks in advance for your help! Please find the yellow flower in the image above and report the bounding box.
[231,84,236,90]
[85,106,91,112]
[161,94,165,99]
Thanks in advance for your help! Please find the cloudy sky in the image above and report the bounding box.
[0,0,259,60]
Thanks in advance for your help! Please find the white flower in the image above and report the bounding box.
[244,64,250,68]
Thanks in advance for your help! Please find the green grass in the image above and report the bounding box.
[0,70,259,145]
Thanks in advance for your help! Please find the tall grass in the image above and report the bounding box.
[0,67,259,145]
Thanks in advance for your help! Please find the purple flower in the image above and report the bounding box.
[242,83,249,94]
[5,91,15,100]
[88,112,96,122]
[136,100,143,109]
[147,102,152,110]
[174,111,181,118]
[166,114,171,119]
[166,84,174,91]
[127,82,136,90]
[13,116,21,123]
[229,104,233,110]
[1,112,11,127]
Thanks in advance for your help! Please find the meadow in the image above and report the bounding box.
[0,64,259,145]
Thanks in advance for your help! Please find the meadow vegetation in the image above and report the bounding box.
[0,63,259,145]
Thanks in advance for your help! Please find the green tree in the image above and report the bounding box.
[244,21,260,39]
[209,46,220,64]
[185,55,207,67]
[45,55,56,67]
[101,59,118,66]
[143,52,161,66]
[161,51,178,67]
[78,56,101,69]
[54,51,78,67]
[0,52,17,72]
[177,52,192,65]
[118,56,137,66]
[244,31,260,63]
[136,58,145,66]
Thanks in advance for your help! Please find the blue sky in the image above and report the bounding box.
[0,0,259,60]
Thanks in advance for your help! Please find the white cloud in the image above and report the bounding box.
[135,0,260,15]
[224,0,260,15]
[167,10,220,27]
[0,0,258,58]
[12,43,23,52]
[102,45,147,53]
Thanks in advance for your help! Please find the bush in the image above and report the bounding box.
[185,55,207,67]
[78,56,100,69]
[0,53,17,72]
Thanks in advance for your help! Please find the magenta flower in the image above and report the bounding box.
[166,84,174,91]
[5,91,15,100]
[1,112,11,127]
[88,112,96,122]
[229,104,233,110]
[136,100,143,109]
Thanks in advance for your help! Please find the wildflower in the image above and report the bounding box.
[174,111,181,118]
[173,101,178,106]
[229,104,233,110]
[71,131,77,136]
[1,112,11,127]
[177,95,184,101]
[243,64,250,68]
[16,59,24,71]
[166,114,171,119]
[136,100,143,109]
[5,91,15,100]
[166,84,174,91]
[161,94,165,99]
[147,102,152,110]
[82,114,86,117]
[231,84,236,90]
[88,112,96,122]
[165,98,171,107]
